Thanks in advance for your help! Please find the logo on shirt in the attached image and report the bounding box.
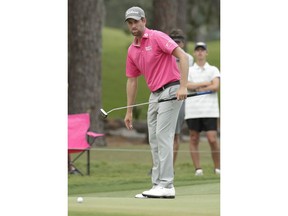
[165,40,174,48]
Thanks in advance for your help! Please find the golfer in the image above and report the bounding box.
[124,6,189,199]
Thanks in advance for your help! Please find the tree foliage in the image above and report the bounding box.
[187,0,220,41]
[104,0,220,41]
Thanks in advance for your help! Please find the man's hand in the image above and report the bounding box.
[176,86,188,100]
[124,112,133,130]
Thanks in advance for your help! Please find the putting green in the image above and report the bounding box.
[68,183,220,216]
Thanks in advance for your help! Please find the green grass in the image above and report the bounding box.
[68,184,220,216]
[102,27,220,119]
[68,140,220,216]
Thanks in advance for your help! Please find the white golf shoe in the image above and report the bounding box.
[135,185,157,198]
[135,193,147,199]
[195,169,204,176]
[142,186,175,199]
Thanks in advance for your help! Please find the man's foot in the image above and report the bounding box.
[195,168,203,176]
[135,194,148,199]
[142,186,175,199]
[215,168,220,175]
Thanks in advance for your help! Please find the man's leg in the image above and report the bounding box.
[143,86,182,199]
[206,130,220,170]
[173,134,180,167]
[147,92,160,186]
[156,96,182,188]
[148,99,182,188]
[143,100,182,198]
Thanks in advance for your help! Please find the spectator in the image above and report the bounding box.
[185,42,220,176]
[169,29,194,167]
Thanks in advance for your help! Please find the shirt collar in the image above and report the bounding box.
[142,28,149,38]
[132,28,149,46]
[195,62,209,70]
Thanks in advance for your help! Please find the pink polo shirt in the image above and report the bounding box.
[126,28,180,92]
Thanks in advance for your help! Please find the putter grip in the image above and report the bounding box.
[158,91,213,103]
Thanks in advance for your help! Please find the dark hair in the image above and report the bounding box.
[169,29,185,42]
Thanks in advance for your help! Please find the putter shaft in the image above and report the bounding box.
[100,91,213,118]
[106,101,151,114]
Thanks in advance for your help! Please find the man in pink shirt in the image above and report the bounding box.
[124,6,189,199]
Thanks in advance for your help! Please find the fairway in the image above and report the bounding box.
[68,183,220,216]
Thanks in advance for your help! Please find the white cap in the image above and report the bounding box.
[194,42,207,50]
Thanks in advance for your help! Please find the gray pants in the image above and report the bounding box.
[147,85,183,188]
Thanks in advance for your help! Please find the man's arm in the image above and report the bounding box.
[187,81,212,91]
[172,47,188,100]
[124,77,138,130]
[197,77,220,92]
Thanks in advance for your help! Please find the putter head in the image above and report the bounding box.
[100,108,108,119]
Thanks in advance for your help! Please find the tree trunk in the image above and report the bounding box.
[152,0,177,34]
[176,0,188,51]
[176,0,187,34]
[68,0,105,146]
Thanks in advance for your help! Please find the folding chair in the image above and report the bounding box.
[68,113,104,175]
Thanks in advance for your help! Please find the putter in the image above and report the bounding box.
[100,90,212,119]
[100,101,152,119]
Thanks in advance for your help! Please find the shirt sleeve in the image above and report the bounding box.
[211,66,221,79]
[126,50,141,78]
[154,31,178,54]
[188,54,194,67]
